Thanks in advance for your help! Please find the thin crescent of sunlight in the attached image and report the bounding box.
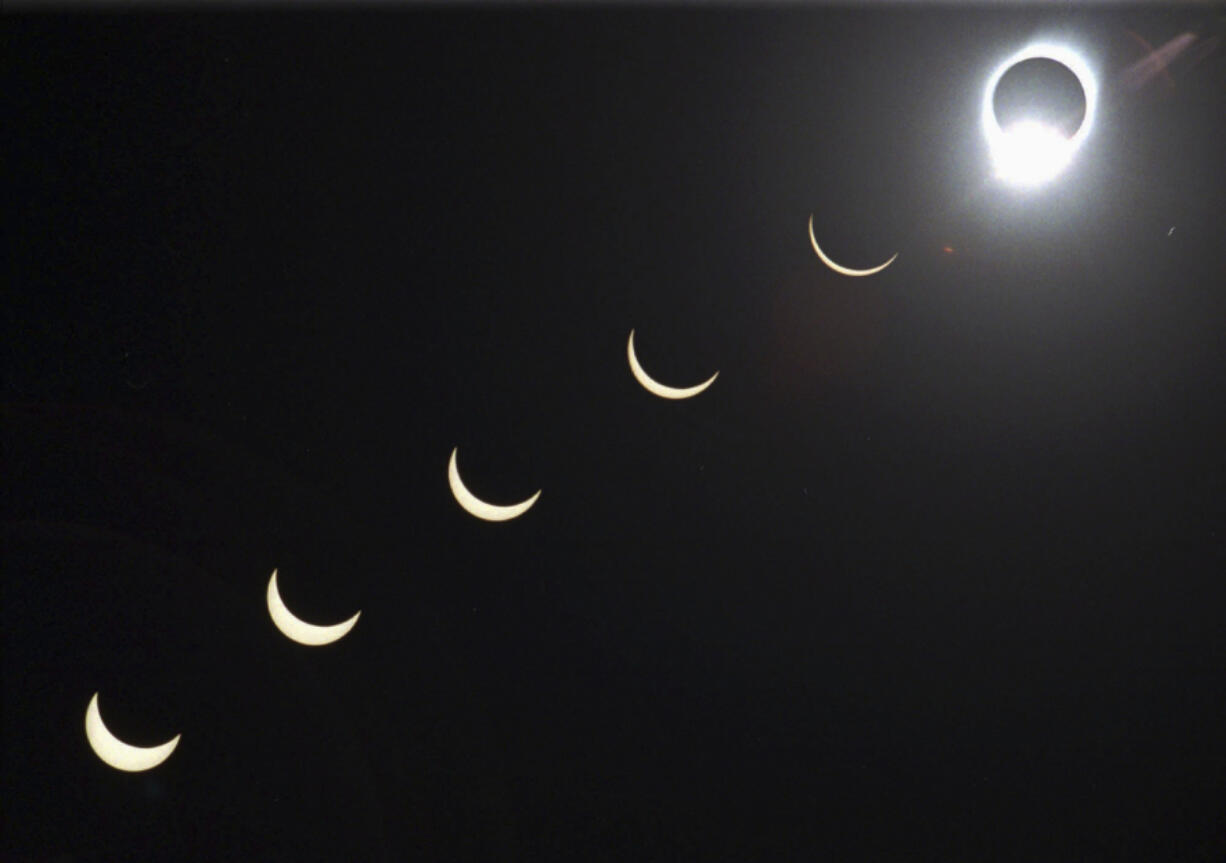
[626,330,719,399]
[266,569,361,646]
[807,215,898,277]
[448,447,541,522]
[84,692,181,772]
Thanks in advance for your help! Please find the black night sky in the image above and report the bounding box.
[4,5,1226,861]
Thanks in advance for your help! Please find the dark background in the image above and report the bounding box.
[4,6,1225,861]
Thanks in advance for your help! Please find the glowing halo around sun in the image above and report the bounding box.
[84,692,181,772]
[266,569,361,646]
[982,42,1098,187]
[626,329,719,399]
[448,447,541,522]
[807,215,898,277]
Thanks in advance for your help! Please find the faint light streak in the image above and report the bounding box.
[1121,32,1197,91]
[1187,35,1221,69]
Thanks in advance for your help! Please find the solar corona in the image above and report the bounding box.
[982,42,1098,187]
[33,15,1213,861]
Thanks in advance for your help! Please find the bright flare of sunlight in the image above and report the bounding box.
[991,120,1075,187]
[982,43,1097,189]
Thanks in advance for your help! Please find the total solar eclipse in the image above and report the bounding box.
[982,43,1097,187]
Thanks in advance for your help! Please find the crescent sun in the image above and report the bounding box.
[448,447,541,522]
[266,569,361,646]
[84,692,181,772]
[626,329,718,400]
[808,214,898,277]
